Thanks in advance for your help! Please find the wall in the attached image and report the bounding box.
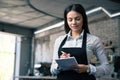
[19,37,32,75]
[118,18,120,56]
[89,18,119,56]
[34,26,65,63]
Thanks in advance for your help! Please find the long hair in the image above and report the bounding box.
[64,4,90,34]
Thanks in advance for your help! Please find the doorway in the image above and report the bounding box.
[0,32,16,80]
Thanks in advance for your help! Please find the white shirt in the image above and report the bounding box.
[50,30,111,77]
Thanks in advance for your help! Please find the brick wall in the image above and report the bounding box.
[89,18,120,56]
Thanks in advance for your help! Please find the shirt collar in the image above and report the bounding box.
[67,30,84,40]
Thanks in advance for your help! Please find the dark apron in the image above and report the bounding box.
[57,32,96,80]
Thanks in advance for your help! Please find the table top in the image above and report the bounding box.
[15,76,56,79]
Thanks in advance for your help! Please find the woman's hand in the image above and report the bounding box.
[73,64,89,73]
[60,51,70,59]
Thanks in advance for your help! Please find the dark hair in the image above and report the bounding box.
[64,4,90,34]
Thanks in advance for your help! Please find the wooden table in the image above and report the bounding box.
[14,76,56,80]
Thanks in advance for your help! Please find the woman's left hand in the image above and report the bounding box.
[74,64,89,73]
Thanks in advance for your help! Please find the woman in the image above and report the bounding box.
[50,4,111,80]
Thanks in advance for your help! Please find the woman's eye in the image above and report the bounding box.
[67,18,72,22]
[76,17,80,20]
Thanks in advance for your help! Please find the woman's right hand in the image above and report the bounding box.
[60,51,70,59]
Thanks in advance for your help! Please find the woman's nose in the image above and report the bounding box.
[72,19,77,24]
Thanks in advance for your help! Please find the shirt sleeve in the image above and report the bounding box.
[91,37,112,77]
[50,36,66,75]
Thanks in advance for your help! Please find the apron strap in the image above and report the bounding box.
[58,35,67,57]
[82,31,88,64]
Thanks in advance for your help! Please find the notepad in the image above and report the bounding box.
[55,57,78,70]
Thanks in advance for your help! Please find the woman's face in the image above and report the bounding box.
[67,10,83,33]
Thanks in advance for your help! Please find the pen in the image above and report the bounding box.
[61,51,66,54]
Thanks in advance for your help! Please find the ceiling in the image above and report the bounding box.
[0,0,120,30]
